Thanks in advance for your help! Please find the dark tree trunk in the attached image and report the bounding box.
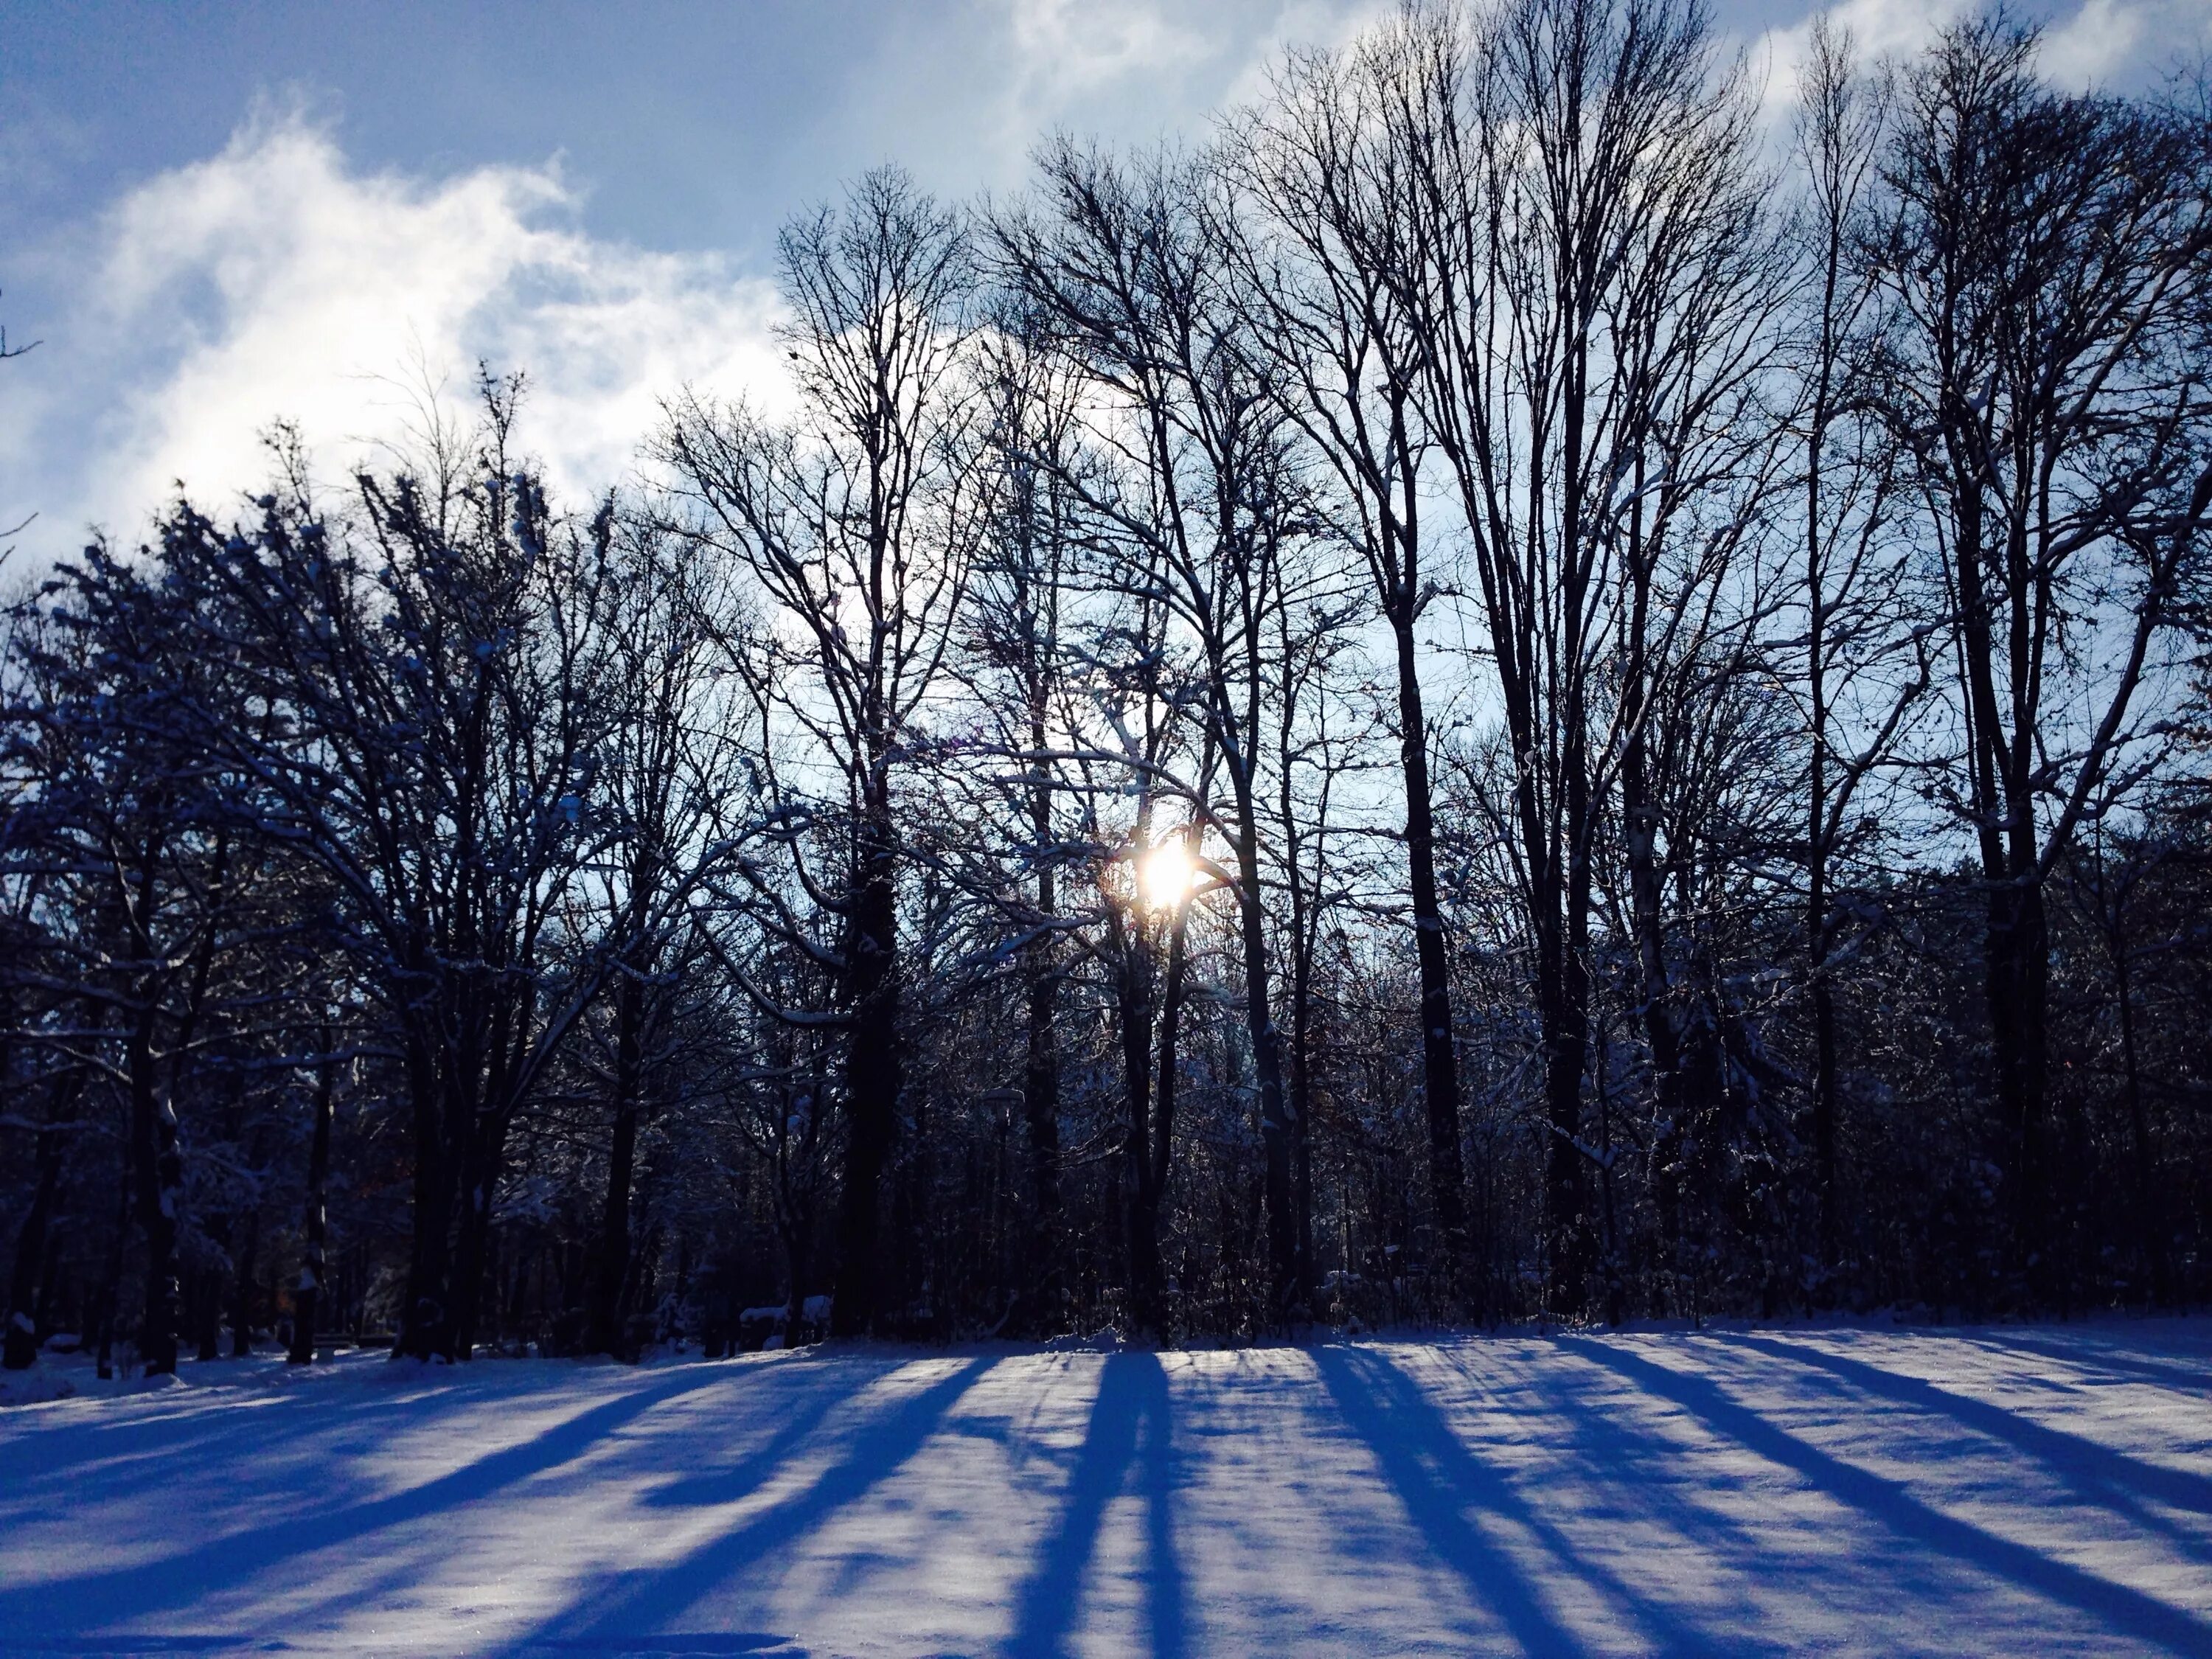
[1804,430,1843,1277]
[128,1001,183,1376]
[288,1050,334,1365]
[586,970,646,1357]
[1393,616,1467,1280]
[1534,866,1586,1319]
[230,1203,261,1358]
[1625,760,1689,1292]
[2109,908,2166,1302]
[1987,875,2051,1293]
[94,1167,131,1380]
[1810,896,1841,1273]
[1022,908,1062,1332]
[396,1026,455,1361]
[831,826,902,1338]
[451,1104,513,1360]
[1287,882,1316,1318]
[1227,776,1299,1325]
[449,987,524,1360]
[195,1256,223,1363]
[1147,907,1192,1340]
[4,1128,63,1370]
[1117,912,1161,1340]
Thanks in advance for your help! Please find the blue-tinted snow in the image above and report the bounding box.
[1,1323,2208,1656]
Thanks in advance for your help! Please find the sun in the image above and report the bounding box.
[1140,838,1196,911]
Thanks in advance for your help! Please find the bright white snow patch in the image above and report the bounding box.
[1,1323,2209,1656]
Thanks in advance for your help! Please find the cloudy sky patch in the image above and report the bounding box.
[0,0,2200,552]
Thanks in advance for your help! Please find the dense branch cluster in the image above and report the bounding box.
[6,0,2212,1369]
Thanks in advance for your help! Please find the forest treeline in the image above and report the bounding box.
[5,0,2212,1371]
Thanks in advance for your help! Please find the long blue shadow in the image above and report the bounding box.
[0,1367,732,1640]
[1564,1338,2212,1657]
[1314,1346,1742,1658]
[4,1641,280,1655]
[521,1638,795,1655]
[1487,1346,1789,1569]
[1004,1351,1188,1659]
[513,1356,998,1653]
[639,1363,860,1513]
[1966,1331,2212,1395]
[2,1364,533,1493]
[1731,1334,2212,1543]
[268,1363,873,1639]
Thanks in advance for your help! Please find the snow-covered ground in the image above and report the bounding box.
[2,1322,2209,1657]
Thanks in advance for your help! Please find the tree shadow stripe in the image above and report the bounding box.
[1315,1345,1743,1658]
[1004,1351,1187,1659]
[506,1356,1000,1652]
[1565,1338,2212,1658]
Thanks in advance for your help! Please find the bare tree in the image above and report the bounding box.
[1781,20,1930,1274]
[993,140,1324,1321]
[580,522,754,1356]
[955,313,1091,1330]
[1869,18,2212,1291]
[1399,0,1774,1312]
[1231,21,1475,1285]
[658,167,978,1336]
[166,393,631,1362]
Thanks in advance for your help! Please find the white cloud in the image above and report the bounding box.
[2,111,787,547]
[1748,0,2210,120]
[2040,0,2210,91]
[1750,0,1978,122]
[1214,0,1399,116]
[1004,0,1209,97]
[978,0,1385,164]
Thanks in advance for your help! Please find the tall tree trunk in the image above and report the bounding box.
[449,987,523,1360]
[289,1048,334,1365]
[1544,836,1594,1318]
[451,1102,515,1360]
[1801,78,1846,1287]
[128,999,182,1375]
[586,970,646,1357]
[1287,871,1317,1316]
[1809,877,1841,1273]
[230,1202,261,1358]
[195,1256,223,1363]
[1230,776,1300,1323]
[1020,709,1063,1333]
[4,1128,63,1370]
[2108,903,2166,1303]
[1117,912,1161,1340]
[831,823,902,1338]
[1149,903,1192,1338]
[1624,738,1689,1295]
[396,1022,455,1361]
[1393,616,1467,1282]
[1804,382,1843,1276]
[94,1165,131,1380]
[1022,893,1063,1332]
[1988,874,2051,1294]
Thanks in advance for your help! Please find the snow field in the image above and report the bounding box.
[1,1322,2208,1656]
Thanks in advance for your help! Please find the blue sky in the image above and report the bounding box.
[1,0,2203,552]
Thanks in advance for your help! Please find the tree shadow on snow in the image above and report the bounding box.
[1727,1334,2212,1551]
[1004,1350,1188,1659]
[521,1638,795,1655]
[0,1367,734,1641]
[1961,1330,2212,1396]
[1314,1345,1744,1658]
[504,1355,999,1655]
[636,1362,863,1514]
[1563,1338,2212,1658]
